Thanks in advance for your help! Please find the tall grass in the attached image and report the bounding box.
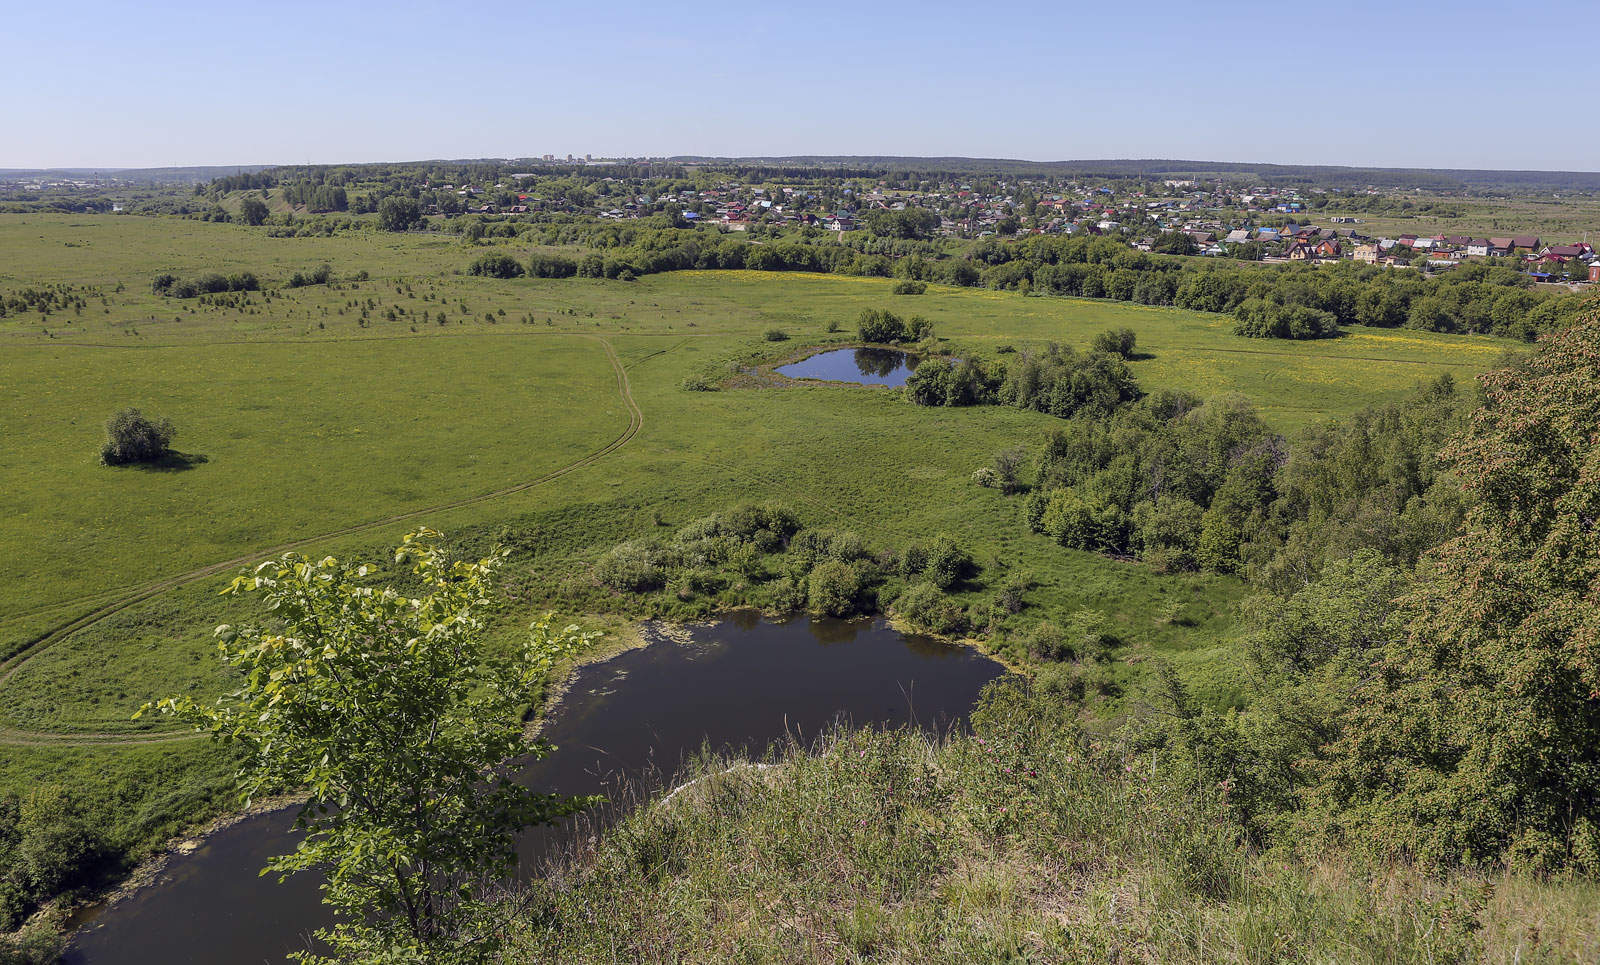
[509,679,1599,963]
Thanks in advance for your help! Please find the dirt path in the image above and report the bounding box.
[0,333,646,747]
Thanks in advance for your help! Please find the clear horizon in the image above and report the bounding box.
[5,154,1600,177]
[2,0,1589,172]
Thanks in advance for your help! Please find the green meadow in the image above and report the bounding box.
[0,213,1523,868]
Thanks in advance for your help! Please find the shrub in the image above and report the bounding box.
[994,573,1028,615]
[1063,607,1114,661]
[899,542,928,578]
[1038,489,1127,552]
[922,533,970,590]
[1020,621,1069,660]
[100,408,175,465]
[763,328,789,342]
[1232,299,1339,339]
[192,273,229,295]
[807,560,860,617]
[791,529,868,564]
[466,253,524,279]
[285,263,334,289]
[1132,498,1204,572]
[722,502,801,549]
[594,539,666,592]
[150,273,176,295]
[891,279,927,295]
[766,576,806,612]
[11,786,104,897]
[1091,327,1137,358]
[856,308,907,343]
[0,923,65,964]
[971,467,998,488]
[527,253,578,278]
[906,314,935,340]
[895,583,967,635]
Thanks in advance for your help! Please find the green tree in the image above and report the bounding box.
[238,196,270,226]
[100,407,175,465]
[921,533,971,590]
[807,560,860,617]
[378,196,421,232]
[142,531,596,962]
[1312,306,1600,872]
[1090,327,1136,358]
[856,307,906,343]
[465,253,523,279]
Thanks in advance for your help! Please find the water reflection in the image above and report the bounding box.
[853,347,908,377]
[775,348,919,387]
[66,615,1003,965]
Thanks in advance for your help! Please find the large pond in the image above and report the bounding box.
[65,614,1005,965]
[776,347,920,387]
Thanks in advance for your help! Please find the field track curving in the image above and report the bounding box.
[0,334,644,747]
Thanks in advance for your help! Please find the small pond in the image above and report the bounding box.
[776,347,920,387]
[65,613,1005,965]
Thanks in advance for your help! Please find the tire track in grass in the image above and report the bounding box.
[0,334,646,747]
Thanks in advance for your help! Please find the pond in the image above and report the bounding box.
[65,614,1005,965]
[776,348,920,387]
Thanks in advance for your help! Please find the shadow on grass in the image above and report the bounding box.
[125,451,210,472]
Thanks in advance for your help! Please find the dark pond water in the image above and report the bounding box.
[65,614,1004,965]
[776,347,920,387]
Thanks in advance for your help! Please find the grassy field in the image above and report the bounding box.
[0,213,1527,894]
[1326,196,1600,244]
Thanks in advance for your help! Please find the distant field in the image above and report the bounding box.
[1326,196,1600,243]
[0,213,1527,865]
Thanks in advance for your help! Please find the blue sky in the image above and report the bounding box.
[2,0,1590,171]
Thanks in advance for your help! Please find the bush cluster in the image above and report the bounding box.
[905,343,1139,420]
[151,270,259,298]
[1014,375,1469,587]
[589,505,979,630]
[465,253,523,279]
[855,307,933,344]
[285,263,333,288]
[0,785,107,932]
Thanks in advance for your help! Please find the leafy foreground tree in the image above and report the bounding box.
[141,530,596,963]
[1313,303,1600,872]
[99,407,175,465]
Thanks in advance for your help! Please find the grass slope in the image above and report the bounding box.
[513,723,1600,964]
